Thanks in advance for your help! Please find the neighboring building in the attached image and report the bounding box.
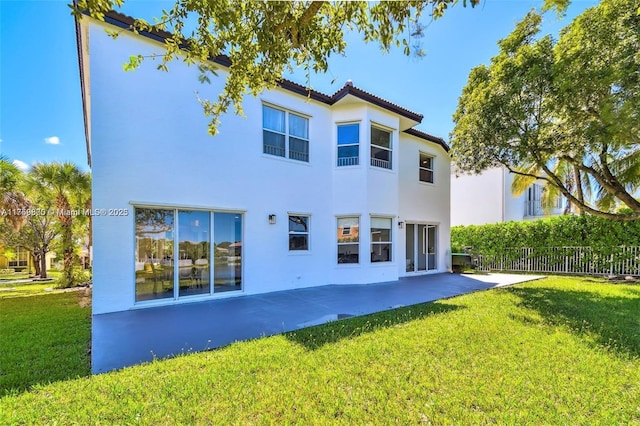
[76,11,451,316]
[0,244,57,273]
[0,245,30,271]
[451,167,565,226]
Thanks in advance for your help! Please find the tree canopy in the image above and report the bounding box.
[0,156,29,229]
[28,162,91,286]
[450,0,640,221]
[73,0,489,136]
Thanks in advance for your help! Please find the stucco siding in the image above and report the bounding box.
[85,19,451,314]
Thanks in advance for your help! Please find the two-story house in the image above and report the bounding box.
[76,11,451,317]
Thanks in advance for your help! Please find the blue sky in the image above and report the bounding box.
[0,0,598,173]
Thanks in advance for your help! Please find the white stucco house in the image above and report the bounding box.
[451,166,566,226]
[76,11,451,316]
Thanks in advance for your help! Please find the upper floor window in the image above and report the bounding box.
[419,153,434,183]
[263,105,309,162]
[337,123,359,166]
[370,126,392,169]
[289,215,310,251]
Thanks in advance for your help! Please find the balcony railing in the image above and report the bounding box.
[263,144,285,157]
[338,156,359,167]
[289,150,309,162]
[370,157,391,169]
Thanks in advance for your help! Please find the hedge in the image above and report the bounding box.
[451,215,640,256]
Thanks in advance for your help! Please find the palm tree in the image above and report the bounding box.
[511,160,590,216]
[510,144,640,216]
[0,155,29,229]
[28,162,91,287]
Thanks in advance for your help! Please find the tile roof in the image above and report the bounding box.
[403,128,450,152]
[79,10,449,156]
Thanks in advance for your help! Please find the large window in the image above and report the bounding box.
[7,247,29,268]
[370,217,392,262]
[135,207,243,302]
[419,153,434,183]
[337,217,359,263]
[289,215,309,251]
[370,126,392,169]
[337,123,359,166]
[263,105,309,162]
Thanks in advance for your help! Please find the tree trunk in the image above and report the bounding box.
[573,165,584,216]
[32,251,41,277]
[40,250,48,279]
[61,223,74,287]
[58,195,75,287]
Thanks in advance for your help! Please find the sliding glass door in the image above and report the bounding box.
[135,207,243,302]
[178,210,210,298]
[405,223,438,273]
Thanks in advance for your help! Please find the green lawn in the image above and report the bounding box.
[1,276,639,424]
[0,282,61,299]
[0,290,91,397]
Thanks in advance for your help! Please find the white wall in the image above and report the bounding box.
[451,168,505,226]
[398,134,451,273]
[502,171,526,222]
[451,167,566,226]
[86,19,451,314]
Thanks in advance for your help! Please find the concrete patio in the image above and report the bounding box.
[92,272,543,373]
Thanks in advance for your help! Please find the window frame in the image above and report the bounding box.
[419,152,434,183]
[133,205,244,304]
[370,216,393,263]
[337,216,360,264]
[370,125,393,170]
[288,214,310,252]
[7,247,29,268]
[336,122,360,167]
[262,104,310,163]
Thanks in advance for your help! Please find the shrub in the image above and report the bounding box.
[452,215,640,257]
[55,267,92,288]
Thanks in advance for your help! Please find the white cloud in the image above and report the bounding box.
[44,136,60,145]
[13,159,29,171]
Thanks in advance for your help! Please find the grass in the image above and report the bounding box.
[0,273,30,281]
[0,282,61,299]
[0,270,62,281]
[0,271,81,297]
[1,276,639,424]
[0,290,91,398]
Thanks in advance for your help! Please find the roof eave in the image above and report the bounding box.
[403,128,450,152]
[75,13,91,167]
[331,85,423,123]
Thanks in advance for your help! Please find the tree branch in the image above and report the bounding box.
[560,154,640,211]
[538,161,640,220]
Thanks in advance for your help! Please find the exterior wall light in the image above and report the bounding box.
[398,220,404,229]
[268,214,277,224]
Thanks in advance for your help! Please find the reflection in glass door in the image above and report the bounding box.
[178,210,210,298]
[213,212,242,293]
[135,207,242,303]
[405,224,415,272]
[427,225,437,270]
[405,224,438,273]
